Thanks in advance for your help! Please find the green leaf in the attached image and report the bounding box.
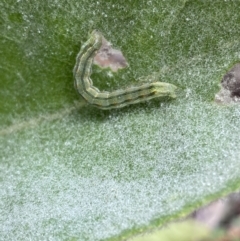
[1,1,240,240]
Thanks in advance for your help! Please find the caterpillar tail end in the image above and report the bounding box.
[153,82,177,99]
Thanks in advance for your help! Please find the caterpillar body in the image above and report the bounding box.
[73,30,177,110]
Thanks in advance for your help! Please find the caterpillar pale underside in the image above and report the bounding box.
[73,30,177,110]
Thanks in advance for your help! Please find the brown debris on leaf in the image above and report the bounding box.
[191,199,226,229]
[190,192,240,241]
[93,35,128,72]
[192,193,240,230]
[215,63,240,103]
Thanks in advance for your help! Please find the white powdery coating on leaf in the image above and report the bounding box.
[1,101,240,240]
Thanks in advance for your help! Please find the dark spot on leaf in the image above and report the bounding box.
[215,63,240,103]
[221,64,240,97]
[93,35,128,72]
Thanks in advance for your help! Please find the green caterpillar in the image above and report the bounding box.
[73,30,177,109]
